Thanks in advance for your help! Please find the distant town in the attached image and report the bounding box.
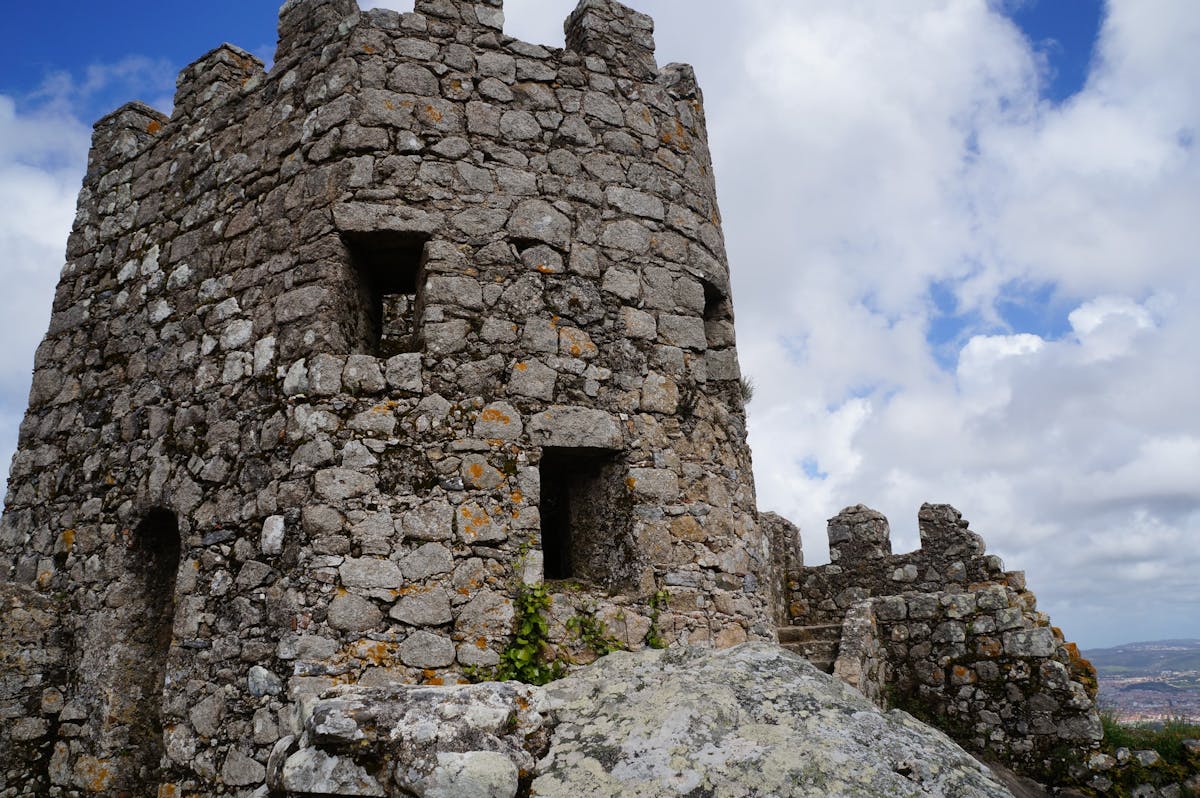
[1084,639,1200,723]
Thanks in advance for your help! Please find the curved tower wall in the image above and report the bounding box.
[0,0,770,792]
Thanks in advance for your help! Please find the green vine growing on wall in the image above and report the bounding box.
[493,582,564,685]
[644,589,670,649]
[566,604,625,657]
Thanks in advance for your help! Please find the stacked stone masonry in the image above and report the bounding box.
[0,1,772,794]
[791,503,1104,783]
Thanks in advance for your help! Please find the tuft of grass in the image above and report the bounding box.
[1101,709,1200,766]
[739,375,755,404]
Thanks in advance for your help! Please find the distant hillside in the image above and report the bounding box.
[1083,639,1200,675]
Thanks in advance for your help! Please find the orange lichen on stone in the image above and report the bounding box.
[511,491,523,503]
[60,528,76,551]
[75,756,113,792]
[363,44,376,54]
[475,637,489,649]
[625,477,638,491]
[1064,641,1099,695]
[515,362,528,372]
[354,640,396,666]
[976,636,1002,658]
[459,505,490,539]
[424,104,443,123]
[480,407,510,424]
[661,120,690,151]
[468,463,485,481]
[371,400,399,414]
[147,119,162,134]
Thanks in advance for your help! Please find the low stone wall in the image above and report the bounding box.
[0,584,68,797]
[791,503,1017,625]
[866,585,1100,779]
[795,504,1101,782]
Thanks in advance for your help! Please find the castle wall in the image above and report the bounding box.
[794,504,1102,781]
[0,1,771,794]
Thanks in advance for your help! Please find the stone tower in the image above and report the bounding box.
[0,0,771,793]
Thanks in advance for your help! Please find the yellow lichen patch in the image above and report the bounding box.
[1064,642,1098,694]
[371,400,399,415]
[952,665,977,684]
[459,505,491,539]
[339,639,398,669]
[60,529,76,551]
[363,44,376,54]
[625,477,638,491]
[384,99,395,110]
[515,362,528,372]
[511,490,524,504]
[661,120,691,151]
[475,637,489,650]
[423,104,443,123]
[75,756,113,792]
[147,119,162,134]
[480,407,511,424]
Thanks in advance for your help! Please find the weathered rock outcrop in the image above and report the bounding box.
[276,643,1015,797]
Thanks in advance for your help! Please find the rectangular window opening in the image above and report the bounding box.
[539,447,633,588]
[342,231,428,357]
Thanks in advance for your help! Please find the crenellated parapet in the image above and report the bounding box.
[566,0,657,80]
[173,44,265,121]
[793,504,1017,624]
[415,0,505,36]
[85,101,168,183]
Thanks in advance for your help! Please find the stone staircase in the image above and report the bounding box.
[777,622,843,673]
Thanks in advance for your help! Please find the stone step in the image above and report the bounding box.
[781,639,840,661]
[780,645,837,673]
[777,623,843,644]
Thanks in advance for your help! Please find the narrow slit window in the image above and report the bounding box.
[342,231,427,357]
[539,448,633,588]
[701,278,733,349]
[118,508,181,788]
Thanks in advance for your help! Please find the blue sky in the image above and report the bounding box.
[1,0,1198,651]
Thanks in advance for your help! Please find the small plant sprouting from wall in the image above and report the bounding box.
[739,375,755,404]
[488,582,564,686]
[565,604,625,657]
[644,589,669,649]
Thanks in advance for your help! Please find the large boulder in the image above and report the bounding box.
[273,643,1013,797]
[533,643,1013,798]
